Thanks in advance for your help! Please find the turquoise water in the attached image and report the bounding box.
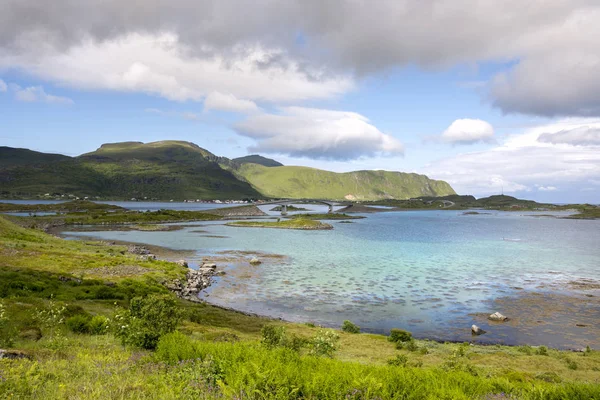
[63,208,600,348]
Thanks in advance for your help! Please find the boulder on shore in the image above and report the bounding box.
[249,257,261,265]
[471,325,486,335]
[488,312,508,322]
[176,260,188,267]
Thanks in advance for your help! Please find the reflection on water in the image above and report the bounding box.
[63,209,600,348]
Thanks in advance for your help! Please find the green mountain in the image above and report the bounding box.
[232,163,455,201]
[0,147,70,168]
[0,141,455,200]
[232,154,283,167]
[0,141,261,200]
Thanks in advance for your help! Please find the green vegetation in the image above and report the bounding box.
[0,141,261,200]
[389,328,413,343]
[233,163,456,201]
[290,213,364,220]
[341,320,360,334]
[226,218,333,230]
[0,141,457,201]
[232,154,283,167]
[1,216,600,399]
[0,200,124,213]
[10,209,222,229]
[270,205,309,212]
[565,206,600,219]
[368,194,600,215]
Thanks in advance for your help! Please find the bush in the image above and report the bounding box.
[19,327,42,341]
[261,325,307,351]
[341,320,360,334]
[535,346,549,356]
[566,358,578,370]
[309,329,340,358]
[66,315,91,334]
[387,354,408,367]
[389,328,412,343]
[261,325,287,349]
[88,315,110,335]
[517,345,533,355]
[114,294,182,349]
[155,331,198,364]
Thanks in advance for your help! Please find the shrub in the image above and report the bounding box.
[261,325,288,348]
[309,329,340,358]
[535,372,562,383]
[19,327,42,341]
[341,320,360,334]
[535,346,549,356]
[517,345,533,355]
[88,315,110,335]
[389,328,412,343]
[155,331,198,364]
[260,325,307,351]
[66,315,91,334]
[387,354,408,367]
[114,294,182,349]
[566,358,578,370]
[63,304,88,318]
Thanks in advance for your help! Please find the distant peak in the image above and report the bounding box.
[233,154,283,167]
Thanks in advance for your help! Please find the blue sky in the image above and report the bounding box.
[1,1,599,203]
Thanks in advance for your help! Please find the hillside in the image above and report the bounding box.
[0,141,455,201]
[0,147,70,168]
[234,163,455,201]
[233,154,283,167]
[0,141,261,200]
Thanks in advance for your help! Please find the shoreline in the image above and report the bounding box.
[56,224,599,351]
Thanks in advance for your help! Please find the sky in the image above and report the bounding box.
[1,1,599,203]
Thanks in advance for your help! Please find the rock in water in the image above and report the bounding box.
[471,325,486,335]
[250,257,261,265]
[488,312,508,322]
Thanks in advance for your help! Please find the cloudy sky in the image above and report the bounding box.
[1,0,599,203]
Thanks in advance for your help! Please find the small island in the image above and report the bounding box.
[226,218,333,230]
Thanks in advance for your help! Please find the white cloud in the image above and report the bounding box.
[424,119,600,197]
[538,126,600,146]
[13,85,73,105]
[234,106,404,160]
[145,108,201,121]
[204,91,259,113]
[0,33,352,104]
[3,2,600,116]
[0,79,6,92]
[441,119,494,145]
[537,186,557,191]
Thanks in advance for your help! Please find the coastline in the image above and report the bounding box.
[46,221,600,350]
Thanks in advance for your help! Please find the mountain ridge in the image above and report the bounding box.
[0,141,455,200]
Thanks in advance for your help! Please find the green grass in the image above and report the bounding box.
[565,206,600,219]
[0,141,262,200]
[12,209,222,228]
[226,218,333,230]
[0,200,124,213]
[234,163,455,201]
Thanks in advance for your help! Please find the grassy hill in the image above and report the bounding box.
[0,141,456,201]
[233,163,455,201]
[232,154,283,167]
[0,141,261,200]
[0,147,70,168]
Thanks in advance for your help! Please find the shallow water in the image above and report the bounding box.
[63,209,600,348]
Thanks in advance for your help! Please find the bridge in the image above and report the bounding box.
[253,200,337,215]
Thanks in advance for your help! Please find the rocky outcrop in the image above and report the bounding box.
[249,257,261,265]
[167,263,218,302]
